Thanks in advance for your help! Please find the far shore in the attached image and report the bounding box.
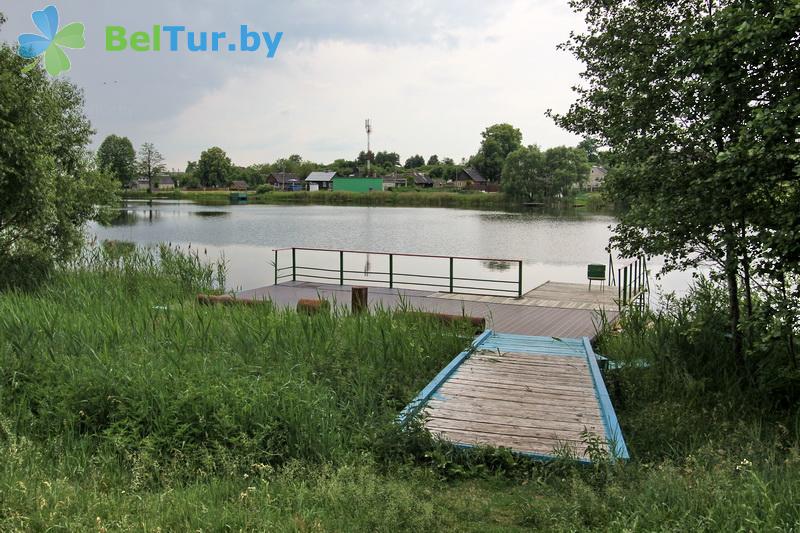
[121,188,609,211]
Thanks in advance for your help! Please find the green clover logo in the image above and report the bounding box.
[17,5,85,76]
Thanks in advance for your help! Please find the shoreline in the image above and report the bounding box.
[121,189,611,211]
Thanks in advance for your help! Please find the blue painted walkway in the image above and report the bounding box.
[399,330,628,462]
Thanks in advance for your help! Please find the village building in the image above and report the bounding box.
[305,171,337,191]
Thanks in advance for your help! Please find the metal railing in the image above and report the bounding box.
[273,247,524,298]
[614,256,648,307]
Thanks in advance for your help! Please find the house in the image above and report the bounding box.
[157,176,175,190]
[125,177,150,190]
[587,166,607,191]
[413,172,433,188]
[382,176,407,191]
[304,171,336,191]
[332,177,384,193]
[454,167,487,190]
[229,180,248,191]
[266,172,302,191]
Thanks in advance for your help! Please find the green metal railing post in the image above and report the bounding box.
[339,250,344,285]
[292,247,296,282]
[517,260,523,298]
[389,254,394,288]
[622,267,628,305]
[449,257,454,293]
[274,249,278,285]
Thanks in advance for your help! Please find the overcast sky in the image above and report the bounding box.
[1,1,586,170]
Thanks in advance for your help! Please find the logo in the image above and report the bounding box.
[17,5,85,76]
[104,26,283,57]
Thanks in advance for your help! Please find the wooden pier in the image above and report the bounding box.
[234,247,636,460]
[237,280,618,338]
[398,330,629,462]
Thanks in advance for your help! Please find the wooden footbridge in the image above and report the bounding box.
[235,247,645,461]
[397,330,628,462]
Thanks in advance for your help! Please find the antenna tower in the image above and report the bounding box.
[365,119,372,176]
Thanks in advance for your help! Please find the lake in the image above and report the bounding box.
[89,200,691,298]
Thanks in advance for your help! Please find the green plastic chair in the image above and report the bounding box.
[588,264,606,291]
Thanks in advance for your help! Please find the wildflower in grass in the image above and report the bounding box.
[17,5,85,76]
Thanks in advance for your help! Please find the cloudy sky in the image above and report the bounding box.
[1,1,586,170]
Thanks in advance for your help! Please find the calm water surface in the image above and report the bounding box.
[89,200,690,297]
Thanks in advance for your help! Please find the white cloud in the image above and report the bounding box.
[153,0,585,168]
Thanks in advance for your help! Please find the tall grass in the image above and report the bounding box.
[0,244,469,485]
[1,252,799,530]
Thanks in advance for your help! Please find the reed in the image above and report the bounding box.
[1,248,799,531]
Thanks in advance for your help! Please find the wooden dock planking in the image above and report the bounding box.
[398,331,629,463]
[236,281,615,339]
[435,281,619,311]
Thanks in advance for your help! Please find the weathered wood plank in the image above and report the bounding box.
[436,383,601,408]
[424,406,605,433]
[427,395,603,420]
[455,365,595,385]
[428,427,593,457]
[446,377,597,398]
[461,361,593,381]
[458,362,595,382]
[426,398,603,425]
[426,417,602,443]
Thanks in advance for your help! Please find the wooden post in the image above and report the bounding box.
[517,260,523,298]
[352,286,368,314]
[274,249,278,285]
[389,254,394,289]
[292,247,296,282]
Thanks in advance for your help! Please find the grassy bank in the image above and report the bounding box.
[122,189,609,211]
[1,248,798,530]
[123,189,511,209]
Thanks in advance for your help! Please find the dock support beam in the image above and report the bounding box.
[339,250,344,285]
[389,254,394,288]
[292,247,296,282]
[518,260,523,298]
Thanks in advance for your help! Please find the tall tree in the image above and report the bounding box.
[404,155,425,169]
[374,151,400,167]
[501,146,546,202]
[136,142,165,192]
[97,134,135,184]
[544,146,591,197]
[0,29,116,288]
[552,0,800,370]
[470,123,523,181]
[577,138,601,164]
[196,146,232,187]
[427,154,439,166]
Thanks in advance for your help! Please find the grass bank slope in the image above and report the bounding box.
[0,248,798,531]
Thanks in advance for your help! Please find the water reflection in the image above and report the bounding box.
[88,201,693,295]
[482,260,513,271]
[192,211,230,218]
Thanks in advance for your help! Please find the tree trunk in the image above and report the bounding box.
[725,238,745,377]
[741,224,753,321]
